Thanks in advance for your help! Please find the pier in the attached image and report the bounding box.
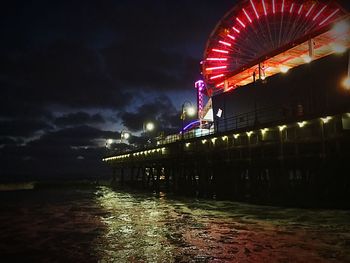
[103,108,350,208]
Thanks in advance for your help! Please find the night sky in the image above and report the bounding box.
[0,0,237,181]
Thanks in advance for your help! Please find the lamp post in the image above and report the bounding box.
[120,130,130,144]
[181,101,196,140]
[143,121,155,146]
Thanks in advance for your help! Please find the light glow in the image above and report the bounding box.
[279,125,287,131]
[272,0,276,14]
[227,34,236,40]
[243,8,252,23]
[212,49,229,54]
[321,117,332,124]
[236,18,246,28]
[186,106,196,117]
[303,55,312,63]
[342,77,350,90]
[219,40,232,47]
[216,82,225,87]
[290,3,294,14]
[262,0,267,16]
[210,74,225,80]
[280,65,290,73]
[202,139,207,144]
[332,21,350,36]
[222,136,228,140]
[246,131,253,137]
[305,4,315,17]
[250,0,259,19]
[261,128,268,134]
[233,134,240,139]
[207,58,227,61]
[298,4,303,15]
[332,43,346,54]
[313,5,327,21]
[145,122,155,131]
[281,0,285,13]
[232,26,240,33]
[319,9,340,26]
[298,121,307,128]
[206,66,227,71]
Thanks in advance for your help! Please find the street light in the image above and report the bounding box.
[120,130,130,143]
[143,121,155,146]
[181,101,196,139]
[144,122,155,132]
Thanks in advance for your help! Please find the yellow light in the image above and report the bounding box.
[222,136,228,140]
[211,138,217,144]
[246,131,253,137]
[279,125,287,131]
[185,143,190,147]
[302,55,312,63]
[321,116,332,124]
[342,77,350,90]
[146,122,155,131]
[261,75,266,80]
[186,106,196,116]
[280,66,290,73]
[202,139,207,144]
[332,43,346,54]
[261,128,268,134]
[298,121,307,128]
[233,134,239,139]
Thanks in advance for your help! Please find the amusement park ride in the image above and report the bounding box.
[188,0,350,134]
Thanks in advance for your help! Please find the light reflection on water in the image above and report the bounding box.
[94,186,350,263]
[0,185,350,262]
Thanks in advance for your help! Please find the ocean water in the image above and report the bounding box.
[0,184,350,263]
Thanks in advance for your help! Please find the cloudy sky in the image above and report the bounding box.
[0,0,236,181]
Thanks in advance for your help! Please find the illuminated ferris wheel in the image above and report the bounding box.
[202,0,349,96]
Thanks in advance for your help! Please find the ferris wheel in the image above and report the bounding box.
[202,0,349,95]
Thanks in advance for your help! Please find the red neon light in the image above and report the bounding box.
[262,0,267,16]
[281,0,285,13]
[272,0,276,14]
[243,8,252,23]
[219,40,232,47]
[232,26,240,33]
[226,86,235,92]
[313,5,327,21]
[212,49,229,54]
[305,3,315,17]
[319,9,339,26]
[216,82,225,87]
[207,58,227,61]
[206,66,227,71]
[298,4,303,15]
[210,74,225,80]
[290,3,294,13]
[236,18,246,28]
[250,0,259,19]
[227,34,236,40]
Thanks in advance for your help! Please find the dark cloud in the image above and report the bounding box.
[54,112,105,127]
[119,95,180,132]
[0,0,239,180]
[1,41,133,112]
[0,119,53,137]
